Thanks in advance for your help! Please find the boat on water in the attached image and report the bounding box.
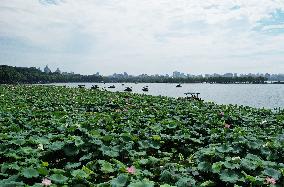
[176,84,182,87]
[78,84,85,88]
[124,87,132,92]
[142,87,149,92]
[184,92,203,101]
[108,85,115,88]
[91,85,99,89]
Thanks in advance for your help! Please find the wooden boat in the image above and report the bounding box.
[108,85,115,88]
[184,92,203,101]
[176,84,182,87]
[124,87,132,92]
[142,87,149,92]
[91,85,99,89]
[78,85,85,88]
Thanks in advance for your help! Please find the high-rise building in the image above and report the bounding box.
[173,71,181,78]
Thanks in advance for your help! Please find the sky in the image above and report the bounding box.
[0,0,284,75]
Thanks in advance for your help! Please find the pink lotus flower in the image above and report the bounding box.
[42,178,52,186]
[220,112,224,116]
[266,177,276,184]
[224,124,231,128]
[127,166,135,174]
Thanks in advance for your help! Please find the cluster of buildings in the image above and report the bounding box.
[41,66,284,81]
[42,65,74,75]
[172,71,284,80]
[107,71,284,81]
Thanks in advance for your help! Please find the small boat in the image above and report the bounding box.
[124,87,132,92]
[176,84,182,87]
[184,92,203,101]
[122,83,125,86]
[108,85,115,88]
[91,85,99,89]
[78,85,85,88]
[142,87,148,92]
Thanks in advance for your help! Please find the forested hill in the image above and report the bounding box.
[0,65,268,84]
[0,65,103,84]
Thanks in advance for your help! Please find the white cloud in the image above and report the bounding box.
[0,0,284,74]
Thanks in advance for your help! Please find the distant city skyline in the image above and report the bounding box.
[37,65,284,81]
[1,1,284,75]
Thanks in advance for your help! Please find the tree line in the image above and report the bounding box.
[106,76,267,84]
[0,65,267,84]
[0,65,103,84]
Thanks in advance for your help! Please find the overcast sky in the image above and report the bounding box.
[0,0,284,75]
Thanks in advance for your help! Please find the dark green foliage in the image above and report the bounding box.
[0,85,283,186]
[0,65,103,84]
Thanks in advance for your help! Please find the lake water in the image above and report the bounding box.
[51,83,284,109]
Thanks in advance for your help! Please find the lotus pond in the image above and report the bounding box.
[0,85,284,187]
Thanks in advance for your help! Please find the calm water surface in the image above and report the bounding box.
[52,83,284,109]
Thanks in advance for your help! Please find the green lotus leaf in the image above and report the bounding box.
[241,159,257,170]
[175,177,196,187]
[37,167,49,175]
[99,145,119,158]
[20,147,35,155]
[50,174,68,184]
[120,133,133,141]
[79,153,92,161]
[98,160,114,173]
[247,141,261,149]
[166,124,177,129]
[128,179,154,187]
[138,140,150,149]
[245,154,262,161]
[22,168,39,178]
[65,162,81,169]
[160,184,176,187]
[200,180,216,187]
[152,135,161,141]
[111,174,128,187]
[160,170,173,182]
[198,162,211,172]
[223,161,240,169]
[139,159,149,165]
[219,170,239,183]
[216,144,233,153]
[11,139,25,145]
[74,137,84,147]
[102,135,113,142]
[0,180,25,187]
[149,141,160,149]
[50,168,65,174]
[49,141,65,151]
[212,162,222,174]
[263,168,281,180]
[71,169,89,179]
[63,145,79,156]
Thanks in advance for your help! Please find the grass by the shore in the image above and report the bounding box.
[0,85,283,186]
